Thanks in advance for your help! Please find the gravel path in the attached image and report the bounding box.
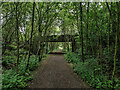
[27,52,90,88]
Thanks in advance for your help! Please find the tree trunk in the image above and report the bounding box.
[112,2,119,87]
[108,17,110,52]
[86,2,89,54]
[80,2,84,62]
[15,3,19,74]
[26,2,35,70]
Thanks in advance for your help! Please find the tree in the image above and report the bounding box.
[80,2,84,62]
[26,2,35,70]
[85,2,89,53]
[15,2,19,73]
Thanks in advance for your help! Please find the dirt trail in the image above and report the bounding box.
[27,51,90,88]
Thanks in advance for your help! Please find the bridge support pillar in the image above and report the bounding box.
[72,39,76,52]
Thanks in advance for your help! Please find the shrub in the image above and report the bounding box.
[64,52,80,63]
[2,56,16,69]
[2,69,32,89]
[29,55,39,71]
[2,54,40,89]
[64,51,120,88]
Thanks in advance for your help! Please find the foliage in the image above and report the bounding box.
[62,49,67,52]
[2,54,39,89]
[2,69,32,89]
[64,51,120,88]
[28,55,39,71]
[64,52,81,63]
[1,2,120,89]
[2,55,16,69]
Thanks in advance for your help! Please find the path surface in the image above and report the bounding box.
[27,50,90,88]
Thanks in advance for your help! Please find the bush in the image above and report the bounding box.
[2,69,32,89]
[64,51,120,88]
[18,60,27,75]
[2,54,40,89]
[2,55,16,69]
[64,52,81,63]
[29,55,39,71]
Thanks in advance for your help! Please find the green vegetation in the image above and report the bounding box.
[2,69,32,89]
[1,1,120,89]
[64,50,120,88]
[2,48,48,89]
[2,48,38,89]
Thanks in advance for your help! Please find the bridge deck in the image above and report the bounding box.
[41,35,78,42]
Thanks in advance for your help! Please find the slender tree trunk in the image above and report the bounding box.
[46,42,48,54]
[80,2,84,62]
[86,2,89,54]
[106,2,118,86]
[76,4,81,53]
[38,12,42,62]
[112,2,119,87]
[108,17,110,52]
[24,23,28,61]
[15,3,19,74]
[26,2,35,70]
[93,3,103,74]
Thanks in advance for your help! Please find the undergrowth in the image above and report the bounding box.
[64,51,120,88]
[2,54,41,89]
[2,69,32,89]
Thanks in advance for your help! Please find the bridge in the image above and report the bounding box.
[40,35,79,52]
